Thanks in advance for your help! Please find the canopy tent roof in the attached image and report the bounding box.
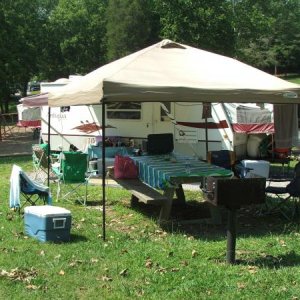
[21,39,300,241]
[41,39,300,107]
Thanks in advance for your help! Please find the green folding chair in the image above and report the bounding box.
[53,151,90,205]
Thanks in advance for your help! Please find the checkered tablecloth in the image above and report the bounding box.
[130,155,233,189]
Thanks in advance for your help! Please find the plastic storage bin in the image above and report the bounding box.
[24,205,71,242]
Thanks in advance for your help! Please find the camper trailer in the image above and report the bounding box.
[40,77,274,160]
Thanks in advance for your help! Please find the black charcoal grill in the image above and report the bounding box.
[202,176,266,264]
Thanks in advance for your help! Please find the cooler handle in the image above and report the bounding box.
[53,218,66,229]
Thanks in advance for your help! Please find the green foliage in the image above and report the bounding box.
[233,0,300,73]
[0,0,299,98]
[0,0,58,112]
[106,0,153,61]
[41,0,107,79]
[153,0,235,56]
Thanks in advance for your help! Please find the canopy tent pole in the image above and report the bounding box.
[205,115,208,156]
[102,102,106,241]
[47,107,51,187]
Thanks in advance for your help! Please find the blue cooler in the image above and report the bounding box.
[24,206,71,242]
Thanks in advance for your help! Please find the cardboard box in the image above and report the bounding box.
[24,206,71,242]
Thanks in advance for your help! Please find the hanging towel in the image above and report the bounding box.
[9,165,21,208]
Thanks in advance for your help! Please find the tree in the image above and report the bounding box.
[106,0,153,61]
[232,0,300,73]
[152,0,235,56]
[41,0,108,80]
[0,0,56,112]
[271,0,300,73]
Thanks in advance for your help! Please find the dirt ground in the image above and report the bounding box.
[0,126,39,157]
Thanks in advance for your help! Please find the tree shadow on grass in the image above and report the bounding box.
[69,233,88,243]
[236,251,300,268]
[129,200,300,242]
[83,199,103,207]
[206,250,300,268]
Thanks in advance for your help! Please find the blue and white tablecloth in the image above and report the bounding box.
[130,155,233,189]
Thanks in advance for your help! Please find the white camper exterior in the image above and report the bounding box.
[40,77,274,160]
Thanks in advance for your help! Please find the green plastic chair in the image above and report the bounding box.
[53,151,90,205]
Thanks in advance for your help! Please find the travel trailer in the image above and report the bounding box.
[38,77,274,160]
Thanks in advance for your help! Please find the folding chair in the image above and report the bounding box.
[52,151,90,205]
[32,144,50,182]
[9,164,52,214]
[265,162,300,220]
[32,143,58,183]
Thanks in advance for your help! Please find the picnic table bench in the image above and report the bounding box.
[107,167,171,224]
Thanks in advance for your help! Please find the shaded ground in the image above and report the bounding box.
[0,126,38,157]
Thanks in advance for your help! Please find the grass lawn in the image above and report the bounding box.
[1,156,300,299]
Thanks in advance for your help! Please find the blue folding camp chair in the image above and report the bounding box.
[9,164,52,213]
[265,162,300,220]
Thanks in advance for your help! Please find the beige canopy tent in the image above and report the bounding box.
[47,39,300,107]
[24,40,300,240]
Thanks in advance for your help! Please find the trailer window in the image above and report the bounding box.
[107,102,141,120]
[160,102,171,121]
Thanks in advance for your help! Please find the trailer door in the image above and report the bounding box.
[151,102,174,134]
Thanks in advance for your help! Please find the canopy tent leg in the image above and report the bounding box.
[47,107,51,187]
[102,103,106,241]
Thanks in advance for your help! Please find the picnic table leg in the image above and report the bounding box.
[158,188,175,224]
[130,195,139,207]
[174,184,186,205]
[158,198,173,225]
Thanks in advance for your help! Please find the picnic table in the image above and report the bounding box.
[128,154,233,222]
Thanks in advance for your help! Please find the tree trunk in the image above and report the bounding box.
[22,82,28,97]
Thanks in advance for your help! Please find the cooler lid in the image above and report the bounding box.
[242,159,270,165]
[24,205,71,217]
